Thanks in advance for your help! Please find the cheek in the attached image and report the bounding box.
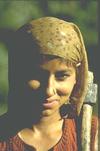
[28,80,40,90]
[58,78,76,96]
[58,85,74,96]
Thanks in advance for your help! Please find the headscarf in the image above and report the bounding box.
[10,17,88,116]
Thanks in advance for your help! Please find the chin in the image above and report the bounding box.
[42,109,53,116]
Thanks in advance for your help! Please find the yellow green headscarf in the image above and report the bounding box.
[17,17,88,115]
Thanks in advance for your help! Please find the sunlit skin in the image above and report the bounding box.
[18,58,76,150]
[28,58,76,118]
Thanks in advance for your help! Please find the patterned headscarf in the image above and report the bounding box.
[15,17,88,115]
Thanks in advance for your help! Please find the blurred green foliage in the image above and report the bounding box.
[0,0,98,115]
[0,43,8,94]
[0,0,98,45]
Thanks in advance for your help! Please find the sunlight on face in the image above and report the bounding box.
[28,58,76,117]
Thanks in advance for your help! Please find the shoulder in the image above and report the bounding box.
[63,115,98,131]
[0,140,7,150]
[61,117,78,151]
[91,115,98,132]
[0,134,24,151]
[91,115,98,138]
[63,117,78,138]
[63,115,99,151]
[63,116,79,130]
[91,115,99,151]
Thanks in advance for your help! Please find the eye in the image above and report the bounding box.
[55,72,70,81]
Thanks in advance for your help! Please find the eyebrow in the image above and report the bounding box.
[38,68,74,74]
[55,69,73,74]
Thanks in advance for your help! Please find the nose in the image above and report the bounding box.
[46,76,56,97]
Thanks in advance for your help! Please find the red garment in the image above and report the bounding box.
[0,117,98,151]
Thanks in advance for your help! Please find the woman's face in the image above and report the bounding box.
[27,58,76,117]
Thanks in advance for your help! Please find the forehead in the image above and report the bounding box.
[39,57,75,73]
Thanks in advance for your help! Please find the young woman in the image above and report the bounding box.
[0,17,98,151]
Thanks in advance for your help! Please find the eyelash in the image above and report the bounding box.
[55,73,70,81]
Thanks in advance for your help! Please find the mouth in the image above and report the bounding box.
[43,96,60,109]
[43,100,59,109]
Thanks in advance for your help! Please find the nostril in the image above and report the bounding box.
[46,86,56,97]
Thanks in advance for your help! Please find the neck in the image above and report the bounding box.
[32,111,63,132]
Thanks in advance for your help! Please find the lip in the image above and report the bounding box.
[43,100,59,108]
[45,95,59,102]
[43,96,59,108]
